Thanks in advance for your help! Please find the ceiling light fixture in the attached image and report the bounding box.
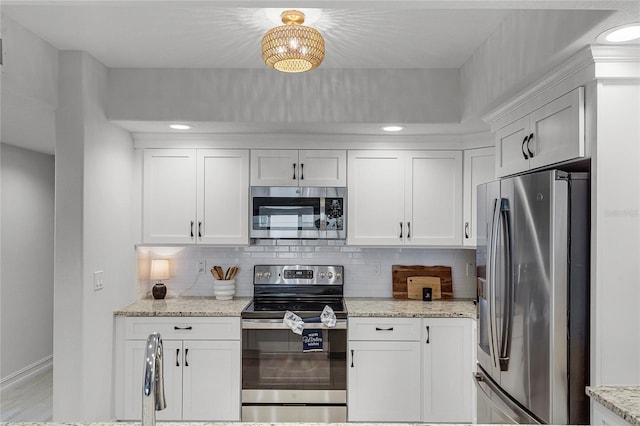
[381,125,406,132]
[597,23,640,43]
[169,123,193,130]
[262,10,325,73]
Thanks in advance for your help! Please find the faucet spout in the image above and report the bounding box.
[142,332,166,426]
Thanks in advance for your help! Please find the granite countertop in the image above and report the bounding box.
[345,298,477,319]
[587,385,640,425]
[0,423,540,426]
[113,297,251,317]
[114,297,476,319]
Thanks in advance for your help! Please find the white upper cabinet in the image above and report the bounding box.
[463,147,495,247]
[251,149,346,186]
[143,149,249,245]
[348,150,462,246]
[495,87,585,177]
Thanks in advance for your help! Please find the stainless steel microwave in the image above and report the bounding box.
[250,187,346,239]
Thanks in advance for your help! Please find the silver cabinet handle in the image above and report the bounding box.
[375,327,394,331]
[350,349,354,368]
[465,222,470,239]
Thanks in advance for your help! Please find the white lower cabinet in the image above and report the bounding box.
[347,318,422,422]
[422,317,474,423]
[115,317,241,421]
[591,401,633,426]
[347,317,474,423]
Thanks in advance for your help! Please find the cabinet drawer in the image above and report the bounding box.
[348,317,421,341]
[124,317,240,340]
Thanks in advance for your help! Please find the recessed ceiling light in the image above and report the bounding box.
[381,125,406,132]
[597,23,640,43]
[169,123,193,130]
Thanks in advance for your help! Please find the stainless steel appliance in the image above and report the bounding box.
[250,187,346,239]
[475,170,590,425]
[241,265,347,422]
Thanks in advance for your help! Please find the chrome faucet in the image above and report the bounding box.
[142,332,166,426]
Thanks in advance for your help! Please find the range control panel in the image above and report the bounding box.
[254,265,343,285]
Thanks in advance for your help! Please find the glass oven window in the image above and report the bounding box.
[253,197,320,231]
[242,328,347,391]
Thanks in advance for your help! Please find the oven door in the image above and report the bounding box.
[241,319,347,409]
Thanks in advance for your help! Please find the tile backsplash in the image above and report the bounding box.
[136,241,478,300]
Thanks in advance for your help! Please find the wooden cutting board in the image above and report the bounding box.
[392,265,453,299]
[407,276,442,300]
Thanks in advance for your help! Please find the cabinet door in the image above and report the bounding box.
[422,318,474,423]
[495,116,530,178]
[250,149,299,186]
[197,149,249,245]
[348,340,421,422]
[182,340,241,421]
[122,339,183,421]
[528,87,584,170]
[405,151,463,246]
[143,149,197,243]
[298,149,346,186]
[463,147,495,247]
[347,151,405,245]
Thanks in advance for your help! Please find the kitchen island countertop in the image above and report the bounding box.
[113,297,251,317]
[587,385,640,425]
[345,298,476,319]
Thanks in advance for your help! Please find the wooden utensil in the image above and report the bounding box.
[215,266,225,280]
[210,268,221,280]
[407,276,442,300]
[392,265,453,299]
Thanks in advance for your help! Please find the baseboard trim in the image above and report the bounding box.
[0,355,53,389]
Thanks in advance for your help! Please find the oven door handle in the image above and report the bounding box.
[242,319,347,330]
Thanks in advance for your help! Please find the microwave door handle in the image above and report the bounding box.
[499,199,514,371]
[488,198,502,369]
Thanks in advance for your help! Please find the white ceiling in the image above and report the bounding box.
[1,1,638,151]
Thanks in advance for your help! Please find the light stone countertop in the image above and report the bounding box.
[0,423,544,426]
[113,297,251,317]
[345,298,477,319]
[587,385,640,425]
[113,297,477,319]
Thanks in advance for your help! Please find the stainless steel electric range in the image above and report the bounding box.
[241,265,347,422]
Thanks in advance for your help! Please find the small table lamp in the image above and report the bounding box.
[150,259,171,299]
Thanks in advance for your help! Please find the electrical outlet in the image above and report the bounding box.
[93,270,104,291]
[198,260,206,274]
[373,262,381,275]
[466,262,475,277]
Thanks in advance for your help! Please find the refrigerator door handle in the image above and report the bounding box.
[499,199,514,371]
[474,370,542,424]
[488,198,502,369]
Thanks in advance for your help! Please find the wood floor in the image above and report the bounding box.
[0,367,53,421]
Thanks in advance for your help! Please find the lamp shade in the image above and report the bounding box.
[150,259,171,280]
[262,10,325,73]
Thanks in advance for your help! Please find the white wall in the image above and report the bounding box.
[461,10,612,121]
[136,244,477,301]
[590,78,640,385]
[53,50,135,421]
[0,143,55,383]
[0,15,58,154]
[106,68,460,125]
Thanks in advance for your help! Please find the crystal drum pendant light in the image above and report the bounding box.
[262,10,325,73]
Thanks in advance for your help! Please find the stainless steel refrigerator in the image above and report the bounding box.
[474,169,590,425]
